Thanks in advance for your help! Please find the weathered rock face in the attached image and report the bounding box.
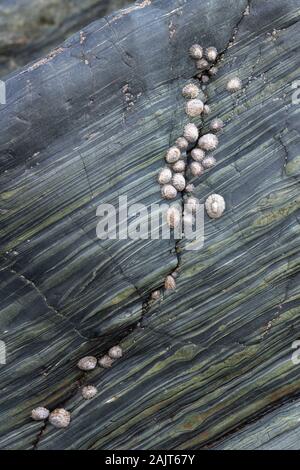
[0,0,299,450]
[0,0,131,77]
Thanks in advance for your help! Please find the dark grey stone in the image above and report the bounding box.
[0,0,299,450]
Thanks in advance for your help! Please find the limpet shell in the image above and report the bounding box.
[205,194,225,219]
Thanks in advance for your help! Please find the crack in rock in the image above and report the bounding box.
[7,266,90,341]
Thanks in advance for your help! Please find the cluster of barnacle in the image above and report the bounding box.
[31,45,243,430]
[153,44,242,297]
[31,345,123,428]
[158,45,225,215]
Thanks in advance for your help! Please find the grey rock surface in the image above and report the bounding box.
[0,0,299,450]
[215,401,300,450]
[0,0,132,77]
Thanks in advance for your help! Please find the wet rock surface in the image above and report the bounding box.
[0,0,299,450]
[0,0,131,77]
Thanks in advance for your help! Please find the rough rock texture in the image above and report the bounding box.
[0,0,131,77]
[215,401,300,450]
[0,0,300,450]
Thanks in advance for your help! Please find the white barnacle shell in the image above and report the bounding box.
[175,136,189,150]
[226,77,242,93]
[183,123,199,143]
[203,104,211,115]
[82,385,98,400]
[49,409,71,429]
[185,196,199,213]
[185,183,195,193]
[172,160,186,173]
[189,44,203,59]
[205,46,218,62]
[196,58,209,70]
[166,206,181,228]
[205,194,225,219]
[185,99,204,117]
[210,118,224,132]
[183,212,195,227]
[164,275,176,290]
[108,345,123,359]
[190,161,204,177]
[158,167,172,185]
[191,148,205,162]
[166,146,181,163]
[201,75,209,84]
[31,407,49,421]
[151,290,161,301]
[99,355,114,368]
[172,174,186,192]
[198,133,219,151]
[182,83,200,99]
[209,66,218,76]
[202,156,217,169]
[161,184,177,200]
[77,356,97,371]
